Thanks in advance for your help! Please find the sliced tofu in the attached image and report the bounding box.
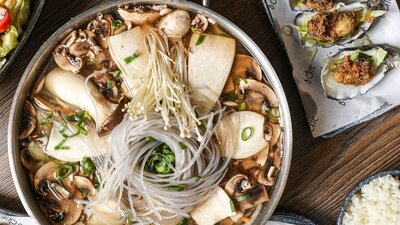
[217,111,268,159]
[188,33,235,114]
[190,187,236,225]
[108,26,148,94]
[46,122,110,162]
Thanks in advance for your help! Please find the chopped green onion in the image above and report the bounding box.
[124,53,140,64]
[83,111,92,120]
[190,26,196,33]
[155,161,171,174]
[193,176,201,182]
[146,136,156,141]
[107,79,113,89]
[195,34,206,46]
[167,184,184,191]
[56,164,73,180]
[112,20,123,29]
[240,78,248,84]
[177,217,189,225]
[235,193,252,202]
[268,107,280,119]
[230,200,236,212]
[40,114,53,125]
[223,91,237,101]
[241,127,254,141]
[238,102,247,111]
[179,141,187,150]
[113,69,122,79]
[82,156,95,174]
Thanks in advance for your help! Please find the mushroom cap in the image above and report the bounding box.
[191,14,209,33]
[20,100,37,140]
[239,79,279,108]
[237,184,269,210]
[224,174,251,197]
[157,9,191,39]
[118,6,160,25]
[38,197,82,225]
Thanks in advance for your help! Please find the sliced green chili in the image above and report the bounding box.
[124,53,140,64]
[235,193,252,202]
[82,156,95,174]
[268,107,280,119]
[179,141,187,150]
[112,20,123,29]
[238,102,247,111]
[113,69,122,79]
[193,176,201,182]
[230,200,236,212]
[195,34,206,46]
[56,164,73,180]
[241,127,254,141]
[167,184,184,191]
[107,79,113,89]
[176,217,189,225]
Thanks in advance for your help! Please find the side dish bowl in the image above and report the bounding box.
[0,0,45,81]
[337,170,400,225]
[8,0,292,224]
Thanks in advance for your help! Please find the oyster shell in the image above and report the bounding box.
[321,45,400,99]
[292,2,387,47]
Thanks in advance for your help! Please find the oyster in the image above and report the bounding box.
[292,2,387,47]
[321,45,400,99]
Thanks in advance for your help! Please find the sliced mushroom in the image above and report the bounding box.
[254,145,269,166]
[38,197,82,225]
[32,94,63,118]
[236,184,269,210]
[244,91,265,112]
[20,100,37,140]
[157,9,191,39]
[257,157,275,186]
[265,122,281,147]
[223,54,263,95]
[224,174,251,197]
[118,6,160,25]
[74,176,95,196]
[27,136,50,161]
[45,68,126,135]
[34,162,74,200]
[241,159,259,170]
[148,5,172,16]
[191,14,209,33]
[87,14,113,49]
[271,131,283,168]
[99,96,130,136]
[53,52,83,73]
[53,30,102,73]
[20,148,43,173]
[239,79,278,108]
[92,72,120,103]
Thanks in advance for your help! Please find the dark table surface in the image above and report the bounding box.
[0,0,399,224]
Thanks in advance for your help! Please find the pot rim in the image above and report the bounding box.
[8,0,293,224]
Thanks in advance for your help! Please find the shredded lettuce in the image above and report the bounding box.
[0,25,18,58]
[370,47,387,69]
[6,0,30,34]
[349,50,360,61]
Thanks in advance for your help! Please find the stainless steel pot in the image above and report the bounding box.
[8,0,293,224]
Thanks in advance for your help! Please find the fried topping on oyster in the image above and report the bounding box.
[307,11,359,42]
[334,55,375,85]
[301,0,333,11]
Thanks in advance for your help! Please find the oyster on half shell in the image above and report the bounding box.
[292,2,387,47]
[321,45,400,100]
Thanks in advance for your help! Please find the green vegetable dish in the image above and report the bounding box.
[0,0,30,68]
[19,3,284,225]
